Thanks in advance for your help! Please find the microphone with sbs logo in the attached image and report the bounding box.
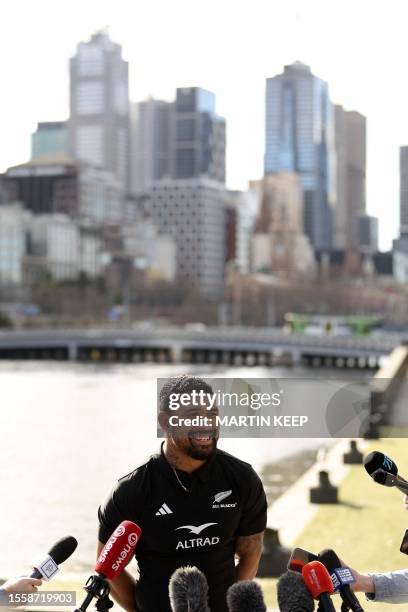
[30,536,78,581]
[169,566,210,612]
[75,520,141,612]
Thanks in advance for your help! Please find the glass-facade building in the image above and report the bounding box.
[174,87,226,183]
[130,99,172,193]
[400,146,408,237]
[68,31,130,193]
[31,122,68,160]
[264,62,335,251]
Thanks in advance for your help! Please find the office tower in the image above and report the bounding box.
[0,203,31,285]
[358,214,378,255]
[29,215,80,281]
[146,178,227,299]
[31,122,68,160]
[250,173,315,278]
[334,106,366,250]
[399,146,408,237]
[130,98,172,193]
[2,156,123,224]
[264,62,335,251]
[225,190,259,274]
[173,87,226,183]
[393,146,408,282]
[68,30,129,191]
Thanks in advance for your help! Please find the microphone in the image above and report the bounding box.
[364,451,398,478]
[277,570,315,612]
[95,520,141,580]
[319,549,363,612]
[364,451,408,494]
[226,580,267,612]
[75,521,141,612]
[302,561,335,612]
[288,546,319,573]
[169,566,210,612]
[31,536,78,580]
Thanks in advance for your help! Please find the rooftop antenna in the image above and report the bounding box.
[95,24,110,37]
[291,0,304,65]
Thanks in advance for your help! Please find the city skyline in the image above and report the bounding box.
[1,0,407,250]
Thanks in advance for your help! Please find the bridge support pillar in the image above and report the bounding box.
[171,343,183,364]
[68,343,78,362]
[290,349,302,365]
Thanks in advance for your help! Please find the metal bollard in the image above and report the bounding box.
[343,440,363,464]
[257,528,291,577]
[362,413,381,440]
[310,470,338,504]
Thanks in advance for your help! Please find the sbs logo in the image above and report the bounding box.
[128,533,138,546]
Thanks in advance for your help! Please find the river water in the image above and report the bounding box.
[0,361,367,578]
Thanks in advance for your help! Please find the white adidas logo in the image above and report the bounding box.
[155,503,173,516]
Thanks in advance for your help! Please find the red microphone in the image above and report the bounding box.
[302,560,335,612]
[96,521,142,580]
[75,521,142,612]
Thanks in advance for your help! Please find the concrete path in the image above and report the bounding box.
[265,438,369,611]
[267,438,369,547]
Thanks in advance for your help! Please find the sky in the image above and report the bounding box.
[0,0,406,249]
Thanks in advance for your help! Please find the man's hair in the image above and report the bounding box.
[159,375,214,413]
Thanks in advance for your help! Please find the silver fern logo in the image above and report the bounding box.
[214,490,232,503]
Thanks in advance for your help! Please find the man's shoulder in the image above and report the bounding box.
[216,448,258,477]
[116,450,161,487]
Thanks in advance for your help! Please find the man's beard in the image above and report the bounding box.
[186,437,217,460]
[173,433,218,460]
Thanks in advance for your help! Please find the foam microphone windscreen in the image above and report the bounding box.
[302,561,334,599]
[318,549,341,574]
[95,520,141,581]
[226,580,267,612]
[169,566,210,612]
[364,451,398,477]
[48,536,78,565]
[277,570,315,612]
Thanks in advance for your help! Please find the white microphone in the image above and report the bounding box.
[31,536,78,580]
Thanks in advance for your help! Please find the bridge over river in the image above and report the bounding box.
[0,326,405,369]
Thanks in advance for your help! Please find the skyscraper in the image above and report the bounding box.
[173,87,226,183]
[130,98,172,194]
[31,122,68,160]
[392,146,408,282]
[399,146,408,237]
[264,62,335,251]
[147,178,227,299]
[334,106,366,250]
[68,30,130,192]
[250,174,315,278]
[358,214,378,255]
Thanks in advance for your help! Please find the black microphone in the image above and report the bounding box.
[169,566,210,612]
[226,580,267,612]
[364,451,408,494]
[30,536,78,580]
[319,549,364,612]
[364,451,398,478]
[277,570,315,612]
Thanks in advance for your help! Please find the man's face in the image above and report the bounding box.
[167,394,219,460]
